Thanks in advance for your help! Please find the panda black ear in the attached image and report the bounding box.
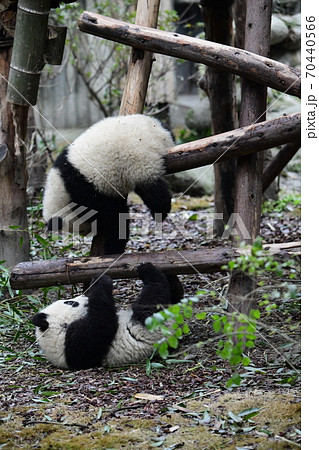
[31,312,49,332]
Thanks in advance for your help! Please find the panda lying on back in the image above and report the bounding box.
[43,115,174,255]
[31,263,183,370]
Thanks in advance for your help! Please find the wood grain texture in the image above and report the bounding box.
[78,12,301,97]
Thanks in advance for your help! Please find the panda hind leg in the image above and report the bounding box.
[166,274,184,304]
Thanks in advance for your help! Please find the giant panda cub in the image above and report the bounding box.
[31,263,183,370]
[43,114,174,255]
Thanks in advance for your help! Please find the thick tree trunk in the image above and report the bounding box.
[0,16,30,269]
[78,12,301,97]
[200,0,237,237]
[227,0,273,316]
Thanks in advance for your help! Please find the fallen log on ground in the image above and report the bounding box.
[78,12,301,98]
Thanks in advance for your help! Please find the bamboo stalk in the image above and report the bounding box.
[7,0,51,105]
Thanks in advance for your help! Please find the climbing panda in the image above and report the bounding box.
[43,114,174,254]
[31,263,184,370]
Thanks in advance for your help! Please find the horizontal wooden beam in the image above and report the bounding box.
[78,12,301,98]
[165,113,301,174]
[10,242,300,290]
[10,248,237,290]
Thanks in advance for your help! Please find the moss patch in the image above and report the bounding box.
[0,390,300,449]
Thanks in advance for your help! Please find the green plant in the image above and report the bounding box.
[146,293,259,387]
[145,297,197,360]
[176,126,212,144]
[262,193,301,215]
[146,237,300,387]
[224,236,297,279]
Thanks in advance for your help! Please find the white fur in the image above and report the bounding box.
[43,167,71,223]
[67,114,174,196]
[35,295,88,369]
[34,298,161,369]
[105,310,162,366]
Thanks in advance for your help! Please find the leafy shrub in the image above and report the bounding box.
[146,237,300,387]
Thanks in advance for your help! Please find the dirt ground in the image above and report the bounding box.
[0,178,301,449]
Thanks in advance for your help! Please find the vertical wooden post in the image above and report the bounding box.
[233,0,246,50]
[119,0,161,116]
[227,0,272,315]
[90,0,161,257]
[200,0,237,237]
[0,14,30,268]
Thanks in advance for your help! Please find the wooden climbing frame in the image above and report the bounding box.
[10,0,301,314]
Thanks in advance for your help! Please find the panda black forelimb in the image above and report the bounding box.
[65,275,119,369]
[134,178,172,222]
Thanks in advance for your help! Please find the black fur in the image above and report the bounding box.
[132,263,184,324]
[135,178,172,222]
[63,264,183,369]
[49,147,172,255]
[32,312,49,332]
[52,148,129,255]
[64,274,118,370]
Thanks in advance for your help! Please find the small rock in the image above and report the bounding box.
[165,166,214,197]
[271,15,290,45]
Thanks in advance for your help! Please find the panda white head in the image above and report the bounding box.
[32,295,89,369]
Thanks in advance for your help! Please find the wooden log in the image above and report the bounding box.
[78,12,301,97]
[200,0,237,237]
[10,248,237,289]
[228,0,272,316]
[232,0,272,243]
[10,242,300,290]
[119,0,160,115]
[262,140,301,192]
[164,112,300,174]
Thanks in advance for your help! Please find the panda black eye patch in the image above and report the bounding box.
[64,301,79,307]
